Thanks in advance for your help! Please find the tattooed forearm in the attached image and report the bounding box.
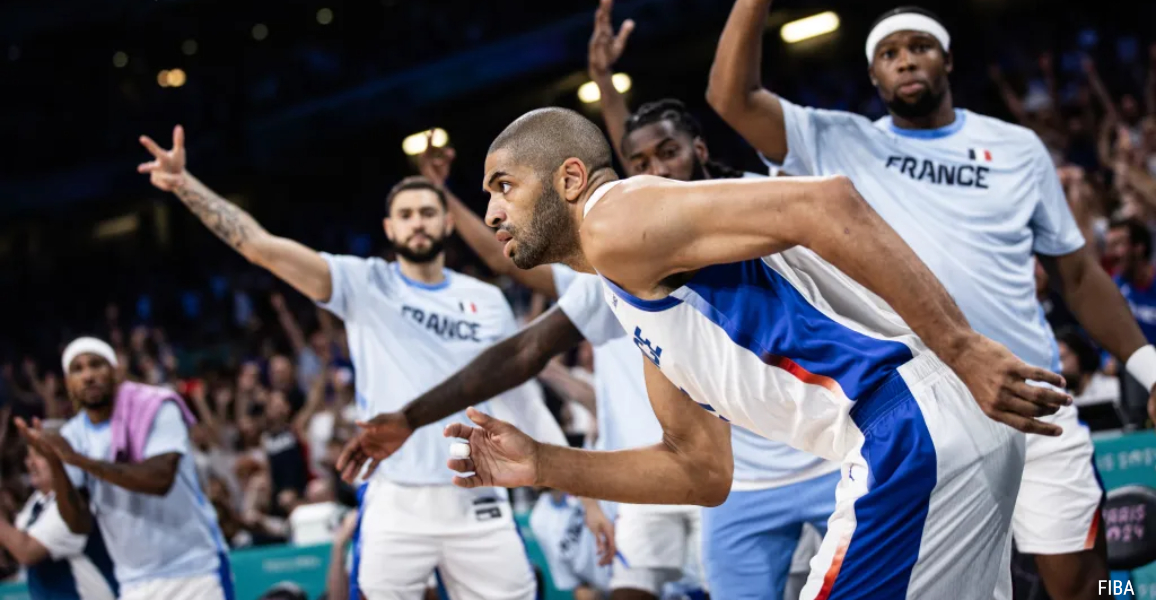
[173,173,267,252]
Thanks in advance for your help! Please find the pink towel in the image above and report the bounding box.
[108,381,197,463]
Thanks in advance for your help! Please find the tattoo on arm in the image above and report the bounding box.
[173,175,265,251]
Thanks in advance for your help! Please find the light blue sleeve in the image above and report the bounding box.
[1029,139,1086,256]
[143,401,190,458]
[760,98,868,178]
[552,264,579,296]
[317,253,378,321]
[557,277,627,346]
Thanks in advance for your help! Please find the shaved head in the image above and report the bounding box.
[483,108,617,271]
[489,107,613,181]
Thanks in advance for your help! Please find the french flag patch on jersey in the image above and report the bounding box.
[968,148,993,162]
[459,301,477,313]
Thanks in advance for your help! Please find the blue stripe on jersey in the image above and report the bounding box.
[393,263,452,291]
[217,552,236,600]
[27,557,81,600]
[827,385,936,599]
[683,260,914,401]
[86,523,119,597]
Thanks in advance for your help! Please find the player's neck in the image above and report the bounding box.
[888,94,957,131]
[85,402,114,425]
[397,255,447,286]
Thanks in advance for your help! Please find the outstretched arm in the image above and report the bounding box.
[706,0,789,163]
[585,175,1070,434]
[445,356,733,507]
[337,306,585,480]
[588,0,636,163]
[138,126,333,302]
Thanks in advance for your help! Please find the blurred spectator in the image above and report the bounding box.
[260,390,312,500]
[1106,217,1156,342]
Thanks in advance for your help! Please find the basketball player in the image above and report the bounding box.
[136,127,563,600]
[360,107,1070,598]
[16,337,232,600]
[705,4,1156,598]
[407,92,840,600]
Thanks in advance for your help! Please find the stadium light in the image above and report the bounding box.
[252,23,269,41]
[157,70,170,88]
[578,73,632,104]
[780,11,839,44]
[113,51,128,68]
[403,128,450,156]
[182,39,198,56]
[317,8,334,25]
[167,68,187,88]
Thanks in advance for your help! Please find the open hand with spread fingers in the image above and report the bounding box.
[945,334,1072,436]
[443,407,539,490]
[138,125,187,192]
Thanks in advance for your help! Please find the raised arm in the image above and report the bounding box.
[585,175,1070,433]
[588,0,636,162]
[444,356,733,507]
[706,0,789,163]
[418,143,561,297]
[138,126,333,302]
[989,64,1027,124]
[337,306,585,481]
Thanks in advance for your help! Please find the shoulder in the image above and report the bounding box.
[965,110,1048,154]
[779,96,873,131]
[59,415,86,442]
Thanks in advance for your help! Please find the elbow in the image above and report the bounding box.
[696,461,733,507]
[821,176,871,220]
[705,80,743,123]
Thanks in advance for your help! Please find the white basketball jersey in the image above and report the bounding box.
[586,183,928,461]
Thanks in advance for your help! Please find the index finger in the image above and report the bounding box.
[595,0,612,26]
[443,423,477,439]
[335,439,360,471]
[139,135,166,159]
[173,125,185,152]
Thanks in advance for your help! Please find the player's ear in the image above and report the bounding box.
[867,64,879,88]
[693,137,709,163]
[442,208,455,237]
[382,217,396,242]
[559,158,589,204]
[944,50,954,75]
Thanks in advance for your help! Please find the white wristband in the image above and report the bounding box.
[1125,345,1156,393]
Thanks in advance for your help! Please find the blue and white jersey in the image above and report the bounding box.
[587,182,928,461]
[556,270,835,484]
[319,255,563,485]
[60,402,227,587]
[14,492,117,600]
[766,98,1085,372]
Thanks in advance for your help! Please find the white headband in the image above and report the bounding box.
[62,337,119,373]
[865,13,950,63]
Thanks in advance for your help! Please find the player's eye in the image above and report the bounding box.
[632,160,648,174]
[499,182,512,194]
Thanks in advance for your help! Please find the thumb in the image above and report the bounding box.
[465,407,498,429]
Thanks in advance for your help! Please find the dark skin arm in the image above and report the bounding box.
[67,454,182,497]
[1039,248,1151,387]
[337,306,586,481]
[706,0,789,163]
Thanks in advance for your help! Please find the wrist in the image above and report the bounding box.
[933,329,980,366]
[589,69,613,83]
[531,440,551,488]
[1126,345,1156,393]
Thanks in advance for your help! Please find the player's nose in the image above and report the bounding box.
[484,204,506,228]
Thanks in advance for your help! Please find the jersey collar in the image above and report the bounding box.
[393,263,451,291]
[885,109,967,140]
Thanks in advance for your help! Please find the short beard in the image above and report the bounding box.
[78,389,115,410]
[509,185,580,270]
[887,86,947,120]
[391,234,445,264]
